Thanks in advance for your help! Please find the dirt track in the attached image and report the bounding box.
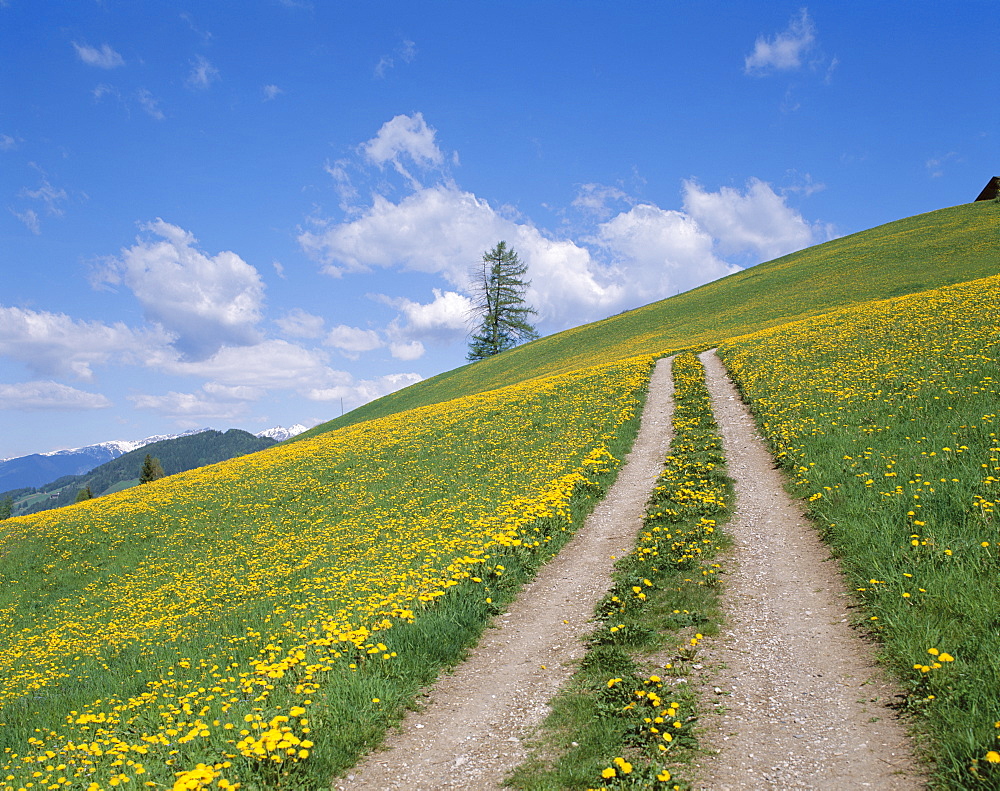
[335,351,924,790]
[692,350,924,790]
[336,356,677,790]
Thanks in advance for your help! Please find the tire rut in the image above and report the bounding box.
[692,350,925,790]
[336,356,676,791]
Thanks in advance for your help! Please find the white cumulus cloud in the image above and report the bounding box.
[300,184,620,329]
[594,204,737,302]
[360,112,445,188]
[744,9,816,75]
[161,340,333,391]
[0,381,112,411]
[306,372,422,408]
[302,116,831,339]
[389,340,425,360]
[0,305,172,380]
[73,42,125,69]
[324,325,383,359]
[99,219,266,358]
[682,178,822,262]
[275,308,325,339]
[380,289,473,344]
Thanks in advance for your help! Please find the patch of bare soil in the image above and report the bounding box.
[692,350,926,790]
[335,357,676,791]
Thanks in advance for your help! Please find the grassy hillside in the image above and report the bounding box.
[0,355,652,791]
[297,201,1000,442]
[0,200,997,791]
[718,274,1000,787]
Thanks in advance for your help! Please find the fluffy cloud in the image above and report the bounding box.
[0,305,171,380]
[300,184,619,328]
[73,42,125,69]
[301,187,490,279]
[324,325,382,359]
[303,115,829,336]
[100,219,265,358]
[389,340,425,360]
[275,308,325,339]
[306,372,422,408]
[0,381,112,411]
[744,9,816,75]
[360,112,444,188]
[162,340,333,391]
[682,178,821,262]
[380,289,473,344]
[518,233,621,325]
[594,205,737,301]
[130,389,252,422]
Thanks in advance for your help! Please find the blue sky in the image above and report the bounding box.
[1,1,996,458]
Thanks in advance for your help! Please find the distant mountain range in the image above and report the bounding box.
[254,424,308,443]
[0,424,307,493]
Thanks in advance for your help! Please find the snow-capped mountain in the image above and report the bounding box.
[0,428,213,492]
[254,424,308,442]
[41,428,213,459]
[2,424,308,493]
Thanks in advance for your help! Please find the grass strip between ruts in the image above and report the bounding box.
[508,352,735,791]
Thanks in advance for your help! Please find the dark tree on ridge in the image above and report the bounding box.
[139,454,165,484]
[467,241,539,361]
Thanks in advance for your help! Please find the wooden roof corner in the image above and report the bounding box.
[975,176,1000,201]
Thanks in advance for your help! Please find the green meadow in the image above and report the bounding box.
[718,273,1000,788]
[1,199,999,790]
[296,200,1000,440]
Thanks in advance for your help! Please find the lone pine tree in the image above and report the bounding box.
[138,454,165,484]
[467,241,539,361]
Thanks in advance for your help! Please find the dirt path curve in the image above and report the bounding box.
[336,356,676,791]
[693,350,925,790]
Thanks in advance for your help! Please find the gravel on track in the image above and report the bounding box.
[335,356,677,791]
[691,350,925,791]
[335,350,927,790]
